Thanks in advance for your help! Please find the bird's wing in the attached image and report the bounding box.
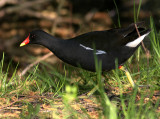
[70,22,148,52]
[70,30,124,51]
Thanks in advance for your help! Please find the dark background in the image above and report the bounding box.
[0,0,159,72]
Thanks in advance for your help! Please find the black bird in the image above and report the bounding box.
[20,22,150,88]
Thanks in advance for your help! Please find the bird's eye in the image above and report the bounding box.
[31,34,36,39]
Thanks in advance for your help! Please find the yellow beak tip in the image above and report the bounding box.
[20,43,26,47]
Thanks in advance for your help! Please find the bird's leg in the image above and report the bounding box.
[119,65,135,88]
[86,66,136,97]
[87,85,98,97]
[86,77,105,97]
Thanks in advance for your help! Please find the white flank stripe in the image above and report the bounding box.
[80,44,93,50]
[96,50,106,55]
[80,44,106,55]
[126,32,150,47]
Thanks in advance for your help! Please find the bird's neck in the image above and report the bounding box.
[39,36,65,54]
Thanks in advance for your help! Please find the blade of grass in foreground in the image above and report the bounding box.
[94,53,117,119]
[150,17,160,59]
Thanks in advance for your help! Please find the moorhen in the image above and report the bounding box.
[20,22,150,88]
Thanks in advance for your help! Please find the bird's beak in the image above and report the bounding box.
[20,43,26,47]
[20,34,30,47]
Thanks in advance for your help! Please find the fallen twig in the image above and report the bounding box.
[19,52,53,77]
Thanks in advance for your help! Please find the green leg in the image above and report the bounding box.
[86,78,105,97]
[119,66,135,88]
[87,85,98,97]
[86,66,136,97]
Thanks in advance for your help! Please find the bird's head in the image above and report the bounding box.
[20,30,45,47]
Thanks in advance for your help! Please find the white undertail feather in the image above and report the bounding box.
[126,32,150,47]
